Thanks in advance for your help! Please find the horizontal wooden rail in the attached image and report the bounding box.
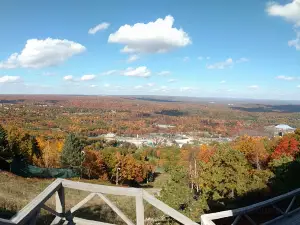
[1,178,198,225]
[201,187,300,225]
[62,179,142,197]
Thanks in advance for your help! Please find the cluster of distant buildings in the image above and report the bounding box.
[265,124,296,137]
[99,132,232,148]
[99,123,297,149]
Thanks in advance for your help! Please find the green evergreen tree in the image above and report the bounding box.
[61,134,85,173]
[0,125,10,159]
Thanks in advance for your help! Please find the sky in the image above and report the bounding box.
[0,0,300,100]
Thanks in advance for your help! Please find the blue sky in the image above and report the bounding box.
[0,0,299,99]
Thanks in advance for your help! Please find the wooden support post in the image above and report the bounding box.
[136,194,144,225]
[55,186,65,218]
[29,209,40,225]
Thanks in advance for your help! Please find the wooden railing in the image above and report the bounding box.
[0,179,198,225]
[201,188,300,225]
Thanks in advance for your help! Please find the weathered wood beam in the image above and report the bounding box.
[72,217,115,225]
[201,188,300,222]
[142,190,198,225]
[42,204,62,218]
[70,193,96,214]
[62,179,141,197]
[50,216,63,225]
[97,193,134,225]
[0,218,16,225]
[136,195,144,225]
[11,179,62,225]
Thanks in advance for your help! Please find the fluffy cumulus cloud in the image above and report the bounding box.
[288,30,300,50]
[89,84,98,88]
[81,74,96,81]
[267,0,300,50]
[157,71,171,76]
[88,22,110,34]
[121,66,151,77]
[207,58,248,69]
[127,54,139,62]
[0,38,86,69]
[63,75,74,81]
[108,15,191,53]
[276,75,297,80]
[266,0,300,26]
[0,75,21,83]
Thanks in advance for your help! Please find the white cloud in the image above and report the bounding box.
[183,56,189,62]
[147,83,155,87]
[151,86,169,92]
[207,57,248,69]
[101,70,118,76]
[0,75,21,83]
[108,15,191,54]
[104,83,110,87]
[121,66,151,77]
[266,0,300,26]
[180,87,194,92]
[288,30,300,50]
[127,54,139,62]
[297,85,300,88]
[197,56,203,60]
[248,85,259,90]
[134,85,143,89]
[90,84,98,88]
[81,74,96,81]
[206,57,210,60]
[63,75,74,81]
[157,71,171,76]
[88,22,110,34]
[276,75,296,80]
[220,80,226,84]
[207,58,234,69]
[0,38,86,69]
[167,79,177,83]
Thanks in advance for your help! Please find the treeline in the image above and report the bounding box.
[2,123,300,220]
[0,124,154,185]
[159,129,300,220]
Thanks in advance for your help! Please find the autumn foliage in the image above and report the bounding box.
[271,136,299,159]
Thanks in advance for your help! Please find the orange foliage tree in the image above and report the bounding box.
[234,135,269,170]
[83,150,108,180]
[271,136,299,159]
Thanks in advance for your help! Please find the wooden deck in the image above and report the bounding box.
[201,188,300,225]
[0,179,198,225]
[271,211,300,225]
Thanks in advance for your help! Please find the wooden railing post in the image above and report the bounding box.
[136,192,144,225]
[55,186,65,217]
[29,209,40,225]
